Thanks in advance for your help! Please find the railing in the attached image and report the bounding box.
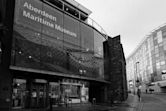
[86,17,108,40]
[43,0,108,40]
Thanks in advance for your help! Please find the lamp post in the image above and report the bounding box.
[133,61,139,94]
[136,62,139,78]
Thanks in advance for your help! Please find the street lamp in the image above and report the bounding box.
[133,61,139,94]
[136,62,139,78]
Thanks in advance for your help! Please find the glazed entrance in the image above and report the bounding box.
[31,83,47,108]
[12,78,48,109]
[12,78,89,109]
[12,79,26,108]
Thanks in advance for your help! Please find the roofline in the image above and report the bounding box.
[64,0,92,15]
[126,23,166,60]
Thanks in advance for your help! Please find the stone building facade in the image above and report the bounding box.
[104,35,128,103]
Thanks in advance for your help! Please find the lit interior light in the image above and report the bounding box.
[28,56,32,59]
[17,83,20,86]
[18,51,22,54]
[86,48,89,51]
[65,8,68,11]
[79,69,83,73]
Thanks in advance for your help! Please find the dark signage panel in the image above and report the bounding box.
[93,30,104,78]
[63,14,80,50]
[94,30,104,58]
[11,0,104,79]
[80,23,94,51]
[15,0,65,40]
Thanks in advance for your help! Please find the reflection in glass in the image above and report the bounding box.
[11,0,105,80]
[12,79,26,108]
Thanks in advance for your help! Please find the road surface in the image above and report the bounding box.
[138,93,166,111]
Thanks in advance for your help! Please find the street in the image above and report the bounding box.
[9,93,166,111]
[113,93,166,111]
[140,93,166,111]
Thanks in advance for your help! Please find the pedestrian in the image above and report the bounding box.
[64,94,68,107]
[137,88,141,102]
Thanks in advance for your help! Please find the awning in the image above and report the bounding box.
[10,66,111,84]
[157,80,166,87]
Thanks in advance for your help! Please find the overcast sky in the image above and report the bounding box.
[76,0,166,58]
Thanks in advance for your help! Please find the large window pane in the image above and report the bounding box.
[11,0,105,80]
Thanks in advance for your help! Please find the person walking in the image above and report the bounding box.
[137,87,141,102]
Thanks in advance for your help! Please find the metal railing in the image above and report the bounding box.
[86,17,108,40]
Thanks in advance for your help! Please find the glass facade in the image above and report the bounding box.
[10,0,105,79]
[126,25,166,87]
[12,79,27,108]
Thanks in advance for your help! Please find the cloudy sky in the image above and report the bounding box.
[76,0,166,57]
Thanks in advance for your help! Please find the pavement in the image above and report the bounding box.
[113,93,143,111]
[10,94,142,111]
[140,93,166,111]
[2,93,166,111]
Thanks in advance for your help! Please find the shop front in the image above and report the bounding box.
[12,76,89,109]
[49,82,60,107]
[12,79,26,109]
[30,79,47,108]
[12,78,48,109]
[58,78,89,104]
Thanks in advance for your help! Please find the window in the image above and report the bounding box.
[154,39,158,45]
[155,54,159,57]
[154,36,157,40]
[156,62,160,69]
[160,61,165,65]
[159,43,163,47]
[44,0,63,9]
[12,79,26,108]
[157,31,163,43]
[64,5,79,18]
[155,46,159,54]
[164,43,166,50]
[162,31,166,38]
[156,58,160,63]
[80,13,88,22]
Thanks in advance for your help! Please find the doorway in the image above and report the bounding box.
[31,83,47,108]
[12,79,26,109]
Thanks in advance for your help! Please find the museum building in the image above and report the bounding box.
[0,0,110,109]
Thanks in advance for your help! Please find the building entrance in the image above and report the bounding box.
[49,82,60,106]
[31,83,47,108]
[12,79,26,109]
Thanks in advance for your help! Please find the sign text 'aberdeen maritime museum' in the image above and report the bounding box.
[16,0,77,38]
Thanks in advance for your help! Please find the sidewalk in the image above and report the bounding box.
[113,93,143,111]
[11,103,116,111]
[11,94,142,111]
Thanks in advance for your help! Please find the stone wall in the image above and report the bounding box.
[104,35,128,103]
